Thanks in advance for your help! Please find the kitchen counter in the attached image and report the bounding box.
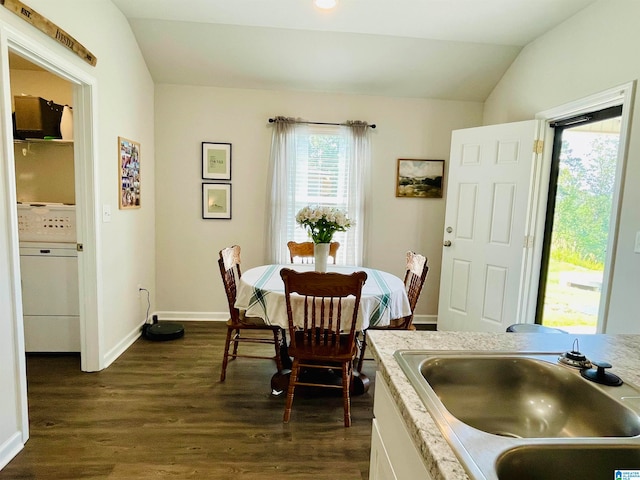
[366,330,640,480]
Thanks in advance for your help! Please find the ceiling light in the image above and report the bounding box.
[314,0,337,10]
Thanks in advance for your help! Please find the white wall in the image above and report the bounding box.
[484,0,640,333]
[155,84,483,321]
[6,0,157,359]
[0,0,155,467]
[10,69,73,106]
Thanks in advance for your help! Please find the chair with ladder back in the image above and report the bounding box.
[280,267,367,427]
[218,245,285,381]
[287,241,340,264]
[356,251,429,372]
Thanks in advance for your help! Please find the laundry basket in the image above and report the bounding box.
[17,203,76,243]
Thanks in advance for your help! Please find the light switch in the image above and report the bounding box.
[635,231,640,254]
[102,204,112,223]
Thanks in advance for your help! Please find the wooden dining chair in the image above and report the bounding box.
[356,251,429,372]
[280,267,367,427]
[218,245,285,382]
[287,241,340,264]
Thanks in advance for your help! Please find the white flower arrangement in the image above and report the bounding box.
[295,205,353,244]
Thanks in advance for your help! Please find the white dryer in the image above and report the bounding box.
[18,203,80,352]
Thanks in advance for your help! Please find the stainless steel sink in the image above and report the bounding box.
[496,444,640,479]
[394,350,640,480]
[420,355,640,438]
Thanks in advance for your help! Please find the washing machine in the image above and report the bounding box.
[18,203,80,352]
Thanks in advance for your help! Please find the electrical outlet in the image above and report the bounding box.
[137,284,142,297]
[635,231,640,254]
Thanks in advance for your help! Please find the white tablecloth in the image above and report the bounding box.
[235,264,411,331]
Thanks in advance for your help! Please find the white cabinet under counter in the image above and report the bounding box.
[370,375,433,480]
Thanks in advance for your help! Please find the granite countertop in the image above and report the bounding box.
[366,330,640,480]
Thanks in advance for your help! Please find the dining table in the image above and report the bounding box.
[234,263,412,395]
[235,264,412,330]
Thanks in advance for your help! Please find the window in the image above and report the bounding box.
[287,126,350,259]
[266,119,371,266]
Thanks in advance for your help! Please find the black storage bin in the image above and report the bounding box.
[13,96,63,140]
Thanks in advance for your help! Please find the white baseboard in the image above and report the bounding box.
[102,321,144,369]
[153,311,436,325]
[101,313,226,368]
[0,432,23,471]
[104,310,432,366]
[98,311,436,371]
[412,314,437,326]
[152,311,228,322]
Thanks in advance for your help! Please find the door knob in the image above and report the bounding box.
[443,240,452,247]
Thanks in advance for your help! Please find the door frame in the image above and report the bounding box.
[520,82,636,333]
[1,24,103,441]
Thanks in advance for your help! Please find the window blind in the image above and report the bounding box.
[286,124,351,264]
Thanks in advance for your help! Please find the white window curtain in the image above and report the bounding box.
[265,116,298,264]
[265,117,371,265]
[345,121,371,266]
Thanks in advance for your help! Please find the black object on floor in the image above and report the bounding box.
[142,316,185,341]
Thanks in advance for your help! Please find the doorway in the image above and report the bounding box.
[438,83,634,333]
[9,52,82,355]
[536,106,622,333]
[2,19,101,452]
[4,38,101,375]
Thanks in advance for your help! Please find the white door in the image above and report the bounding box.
[438,120,540,332]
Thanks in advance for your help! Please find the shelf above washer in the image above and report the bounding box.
[14,138,73,145]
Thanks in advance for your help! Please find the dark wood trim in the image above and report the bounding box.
[1,0,97,66]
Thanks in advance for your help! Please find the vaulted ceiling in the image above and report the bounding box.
[111,0,596,101]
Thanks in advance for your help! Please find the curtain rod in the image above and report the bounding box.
[268,118,376,129]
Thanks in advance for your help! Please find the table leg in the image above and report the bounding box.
[279,329,293,370]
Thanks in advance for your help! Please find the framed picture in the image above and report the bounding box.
[202,183,232,219]
[118,137,141,209]
[202,142,231,181]
[396,159,444,198]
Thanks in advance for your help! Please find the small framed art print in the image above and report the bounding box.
[202,142,231,181]
[202,183,232,219]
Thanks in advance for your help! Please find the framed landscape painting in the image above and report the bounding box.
[396,159,444,198]
[202,142,231,181]
[202,183,231,219]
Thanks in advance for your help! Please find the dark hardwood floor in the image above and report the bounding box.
[1,322,375,479]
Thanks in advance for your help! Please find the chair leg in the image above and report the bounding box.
[220,326,233,382]
[232,329,240,358]
[342,361,352,427]
[357,331,367,373]
[283,359,299,423]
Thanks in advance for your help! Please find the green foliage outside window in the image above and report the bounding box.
[551,135,618,269]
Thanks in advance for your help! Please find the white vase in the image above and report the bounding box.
[60,105,73,140]
[314,243,330,272]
